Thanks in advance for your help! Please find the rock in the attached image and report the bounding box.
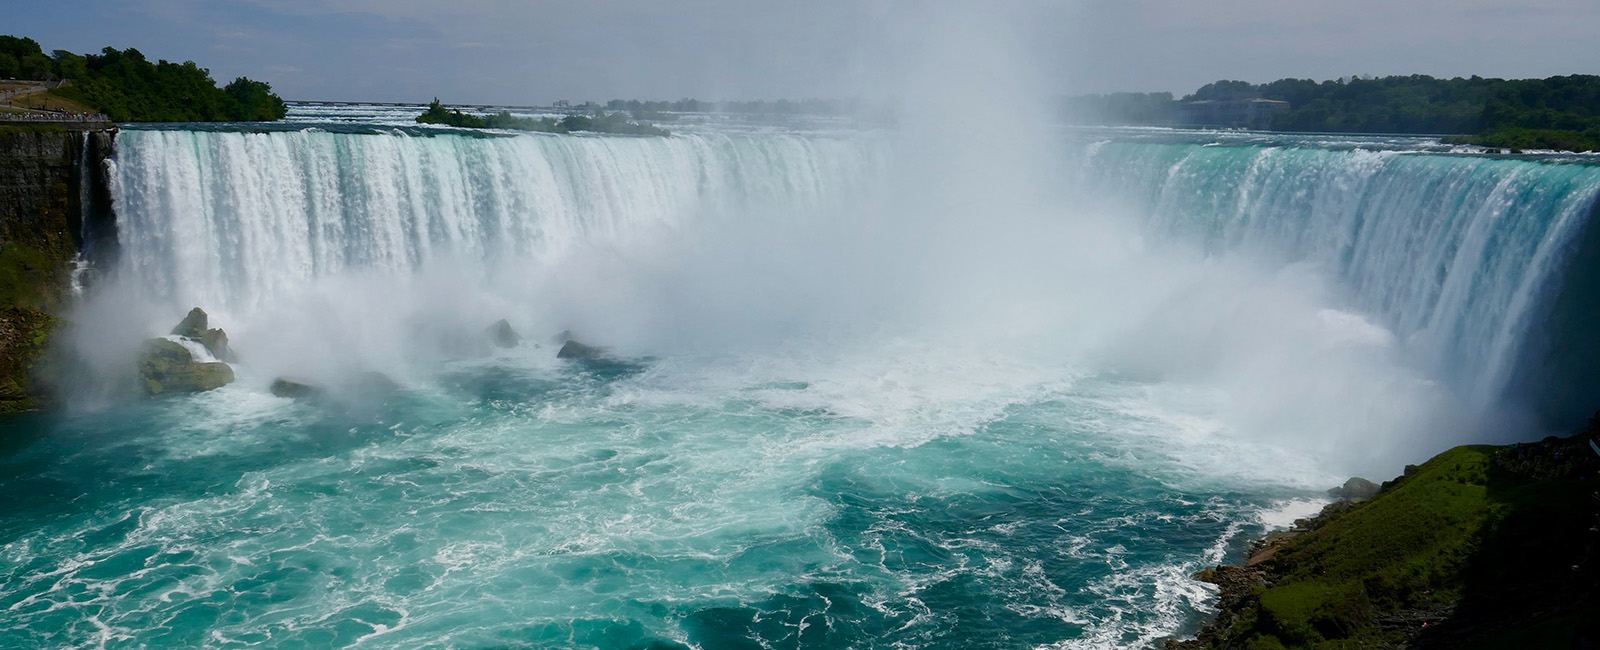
[270,377,323,400]
[171,307,209,339]
[557,339,605,360]
[488,319,521,348]
[167,308,235,362]
[1327,476,1381,501]
[271,372,396,404]
[138,338,234,395]
[354,371,400,396]
[199,328,235,362]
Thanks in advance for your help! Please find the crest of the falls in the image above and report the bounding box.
[1070,141,1600,426]
[108,129,886,317]
[100,128,1600,428]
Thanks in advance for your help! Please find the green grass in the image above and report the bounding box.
[1203,441,1599,649]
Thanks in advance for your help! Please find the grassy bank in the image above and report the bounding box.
[1174,428,1600,649]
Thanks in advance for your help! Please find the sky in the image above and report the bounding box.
[7,0,1599,104]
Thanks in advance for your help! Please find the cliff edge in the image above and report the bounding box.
[0,123,113,412]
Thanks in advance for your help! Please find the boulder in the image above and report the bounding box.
[271,373,396,404]
[138,338,234,395]
[270,377,324,400]
[166,308,236,362]
[1326,476,1381,501]
[200,328,235,362]
[557,339,605,360]
[488,319,521,348]
[171,307,209,339]
[354,371,400,397]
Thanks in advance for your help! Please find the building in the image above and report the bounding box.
[1179,98,1290,130]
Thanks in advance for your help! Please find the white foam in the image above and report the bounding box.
[1258,498,1330,530]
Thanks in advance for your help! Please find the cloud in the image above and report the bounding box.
[11,0,1599,103]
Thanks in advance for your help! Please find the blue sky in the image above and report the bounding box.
[8,0,1599,104]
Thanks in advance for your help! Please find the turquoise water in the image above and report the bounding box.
[0,348,1320,649]
[5,115,1599,648]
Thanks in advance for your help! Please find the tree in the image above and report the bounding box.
[225,77,288,120]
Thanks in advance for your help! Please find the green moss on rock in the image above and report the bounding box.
[0,129,86,413]
[137,338,234,395]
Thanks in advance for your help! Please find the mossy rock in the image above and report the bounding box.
[137,338,234,395]
[200,327,234,362]
[171,307,208,339]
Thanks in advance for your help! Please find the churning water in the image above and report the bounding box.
[2,113,1598,649]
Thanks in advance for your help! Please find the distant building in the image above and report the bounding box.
[553,100,571,109]
[1179,98,1290,130]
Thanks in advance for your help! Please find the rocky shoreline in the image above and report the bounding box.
[1167,428,1600,650]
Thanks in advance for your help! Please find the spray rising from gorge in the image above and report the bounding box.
[74,120,1600,473]
[6,6,1600,648]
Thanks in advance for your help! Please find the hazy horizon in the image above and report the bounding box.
[7,0,1598,104]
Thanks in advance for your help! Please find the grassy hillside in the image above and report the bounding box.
[1179,429,1600,649]
[0,88,97,115]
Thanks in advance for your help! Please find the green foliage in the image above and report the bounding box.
[0,36,49,80]
[1258,581,1373,646]
[557,112,670,136]
[1274,447,1493,594]
[223,77,288,121]
[0,35,287,122]
[1190,80,1260,101]
[1068,74,1600,151]
[50,50,87,81]
[1207,438,1600,649]
[415,98,486,128]
[418,100,670,136]
[482,111,562,133]
[1457,127,1600,152]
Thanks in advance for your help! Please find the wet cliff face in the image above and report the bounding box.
[0,125,113,412]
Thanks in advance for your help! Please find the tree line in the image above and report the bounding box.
[416,99,670,136]
[1065,74,1600,152]
[1,35,286,122]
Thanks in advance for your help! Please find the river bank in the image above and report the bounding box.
[1168,425,1600,649]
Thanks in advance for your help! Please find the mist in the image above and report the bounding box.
[52,2,1497,480]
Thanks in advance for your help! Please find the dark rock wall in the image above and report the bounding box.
[0,125,114,412]
[1506,194,1600,431]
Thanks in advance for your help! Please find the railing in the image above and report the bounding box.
[0,80,65,103]
[0,112,111,125]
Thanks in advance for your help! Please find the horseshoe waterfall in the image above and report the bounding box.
[1,121,1598,650]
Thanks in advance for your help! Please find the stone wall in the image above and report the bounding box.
[0,124,114,412]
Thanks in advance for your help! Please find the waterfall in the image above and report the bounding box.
[101,127,1600,426]
[106,129,887,317]
[69,131,94,298]
[1074,141,1600,424]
